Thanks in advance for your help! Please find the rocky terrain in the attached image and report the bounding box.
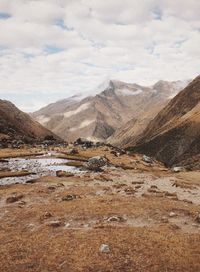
[129,75,200,168]
[0,99,61,144]
[1,78,200,272]
[108,80,190,147]
[0,144,199,272]
[33,79,189,142]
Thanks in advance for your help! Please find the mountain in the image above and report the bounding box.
[108,80,190,147]
[0,99,60,142]
[33,79,189,142]
[129,75,200,168]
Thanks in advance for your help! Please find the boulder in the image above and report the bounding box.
[142,155,154,164]
[86,156,109,171]
[172,166,185,173]
[74,138,94,148]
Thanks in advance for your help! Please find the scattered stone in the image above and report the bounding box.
[132,181,144,185]
[99,244,110,253]
[47,185,57,191]
[56,183,65,187]
[107,216,126,223]
[194,213,200,223]
[192,223,199,228]
[161,216,169,223]
[170,224,181,230]
[6,194,24,203]
[47,220,63,227]
[165,192,177,197]
[150,185,158,189]
[172,166,185,173]
[142,155,153,164]
[182,199,193,204]
[74,138,93,148]
[169,212,176,217]
[18,200,26,207]
[113,183,127,189]
[67,148,79,155]
[124,187,135,195]
[41,211,53,220]
[135,185,142,189]
[147,188,159,193]
[86,156,109,171]
[56,171,74,178]
[62,194,77,201]
[26,179,38,184]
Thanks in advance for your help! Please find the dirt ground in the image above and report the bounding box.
[0,146,199,272]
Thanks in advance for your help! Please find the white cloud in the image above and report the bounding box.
[0,0,199,111]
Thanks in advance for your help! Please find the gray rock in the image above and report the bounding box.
[67,148,79,155]
[99,244,110,253]
[86,156,109,171]
[47,220,63,227]
[107,216,126,223]
[169,212,176,217]
[172,166,185,173]
[142,155,153,164]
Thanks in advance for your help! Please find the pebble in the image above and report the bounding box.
[6,194,24,203]
[62,194,77,201]
[169,212,176,217]
[99,244,110,253]
[47,220,63,227]
[107,216,126,223]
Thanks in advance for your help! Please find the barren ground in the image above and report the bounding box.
[0,146,199,272]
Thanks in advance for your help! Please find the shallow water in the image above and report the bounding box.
[0,153,82,185]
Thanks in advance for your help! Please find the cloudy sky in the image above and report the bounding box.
[0,0,199,112]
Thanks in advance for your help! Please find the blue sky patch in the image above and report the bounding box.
[0,12,11,20]
[44,45,64,54]
[54,19,74,31]
[152,7,162,20]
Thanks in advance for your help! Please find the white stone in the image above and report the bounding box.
[99,244,110,253]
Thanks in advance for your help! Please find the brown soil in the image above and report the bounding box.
[0,146,199,272]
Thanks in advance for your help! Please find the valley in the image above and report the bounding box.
[1,1,199,271]
[0,144,199,272]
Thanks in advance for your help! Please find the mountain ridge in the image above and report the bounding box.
[128,75,200,168]
[0,99,60,143]
[32,79,190,142]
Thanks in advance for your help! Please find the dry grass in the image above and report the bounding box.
[0,170,31,178]
[0,147,44,159]
[0,147,199,271]
[0,173,199,272]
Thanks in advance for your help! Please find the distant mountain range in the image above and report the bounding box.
[0,99,60,142]
[128,75,200,168]
[33,79,189,142]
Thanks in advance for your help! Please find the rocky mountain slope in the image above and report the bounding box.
[130,75,200,168]
[107,80,190,147]
[0,99,60,142]
[33,79,189,142]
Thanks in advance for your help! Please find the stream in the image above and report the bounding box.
[0,153,82,185]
